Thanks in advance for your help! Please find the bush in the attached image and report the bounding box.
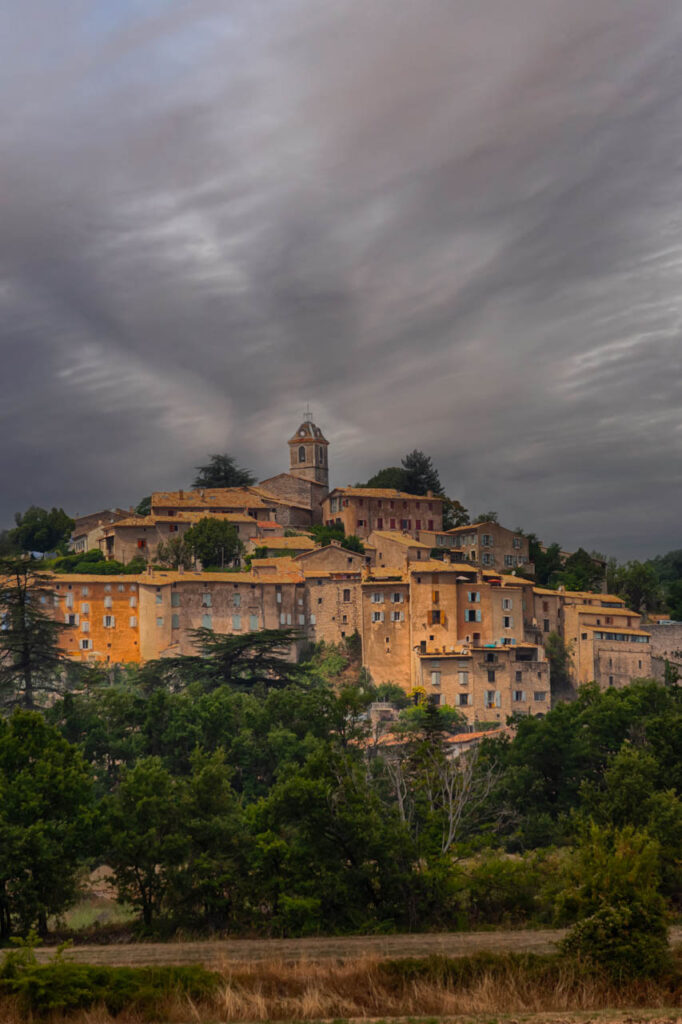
[561,901,670,981]
[0,945,219,1015]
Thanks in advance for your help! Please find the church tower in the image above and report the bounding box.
[288,408,329,488]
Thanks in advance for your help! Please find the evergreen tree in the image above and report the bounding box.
[0,559,69,710]
[192,454,255,489]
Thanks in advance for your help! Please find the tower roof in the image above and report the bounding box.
[288,418,328,444]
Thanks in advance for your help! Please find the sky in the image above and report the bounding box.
[1,0,681,560]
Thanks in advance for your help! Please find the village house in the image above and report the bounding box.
[322,487,445,540]
[446,521,532,571]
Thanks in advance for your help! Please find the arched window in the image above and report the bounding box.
[298,446,306,463]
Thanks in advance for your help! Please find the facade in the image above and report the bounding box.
[99,512,259,564]
[447,521,531,571]
[323,488,445,540]
[71,509,129,554]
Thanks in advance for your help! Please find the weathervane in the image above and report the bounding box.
[303,404,313,423]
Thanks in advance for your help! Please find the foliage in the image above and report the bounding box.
[473,510,499,524]
[0,712,95,938]
[529,538,564,586]
[557,547,605,592]
[442,497,470,529]
[184,516,243,568]
[545,631,574,699]
[159,627,303,692]
[559,823,670,979]
[309,522,365,552]
[0,939,218,1015]
[192,453,255,489]
[134,495,151,516]
[364,466,406,490]
[12,507,74,556]
[0,558,70,710]
[400,449,443,496]
[155,535,193,569]
[611,560,661,612]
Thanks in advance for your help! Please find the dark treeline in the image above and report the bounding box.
[0,628,680,957]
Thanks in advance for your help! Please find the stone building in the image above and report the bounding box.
[446,521,532,571]
[322,488,445,540]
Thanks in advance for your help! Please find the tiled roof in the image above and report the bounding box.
[371,531,432,548]
[587,626,651,637]
[251,536,317,550]
[328,487,445,502]
[572,605,637,617]
[151,488,272,509]
[408,560,473,573]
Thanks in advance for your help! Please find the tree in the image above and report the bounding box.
[558,547,604,593]
[545,631,574,700]
[106,757,186,928]
[0,559,70,710]
[162,628,302,692]
[135,496,151,516]
[613,561,660,613]
[309,523,364,553]
[442,498,469,529]
[559,823,670,980]
[192,454,255,489]
[364,466,406,490]
[156,536,193,570]
[183,518,242,568]
[400,450,443,496]
[473,511,499,524]
[12,507,74,557]
[530,539,563,586]
[0,711,95,938]
[667,580,682,621]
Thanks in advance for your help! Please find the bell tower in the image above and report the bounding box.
[288,407,329,487]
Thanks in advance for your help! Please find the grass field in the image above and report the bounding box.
[34,925,682,967]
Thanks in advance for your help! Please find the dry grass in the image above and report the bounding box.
[4,953,682,1023]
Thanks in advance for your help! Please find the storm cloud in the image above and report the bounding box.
[1,0,681,558]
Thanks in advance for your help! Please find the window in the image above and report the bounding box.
[467,591,480,602]
[430,609,442,625]
[581,632,588,639]
[415,519,421,529]
[486,690,501,708]
[202,613,212,628]
[482,553,492,565]
[81,639,91,650]
[487,669,496,683]
[233,615,242,629]
[249,614,258,630]
[432,590,439,604]
[357,519,365,527]
[341,589,350,603]
[465,609,482,622]
[458,670,468,686]
[543,619,550,632]
[392,592,403,603]
[377,517,383,529]
[233,593,241,608]
[130,595,138,608]
[609,675,614,687]
[505,555,514,567]
[392,610,404,622]
[502,598,512,610]
[118,584,125,592]
[104,596,113,609]
[513,690,525,702]
[309,614,316,625]
[534,691,547,702]
[103,615,115,628]
[66,593,74,609]
[430,671,441,687]
[81,586,89,596]
[372,610,384,623]
[130,615,138,628]
[169,524,178,532]
[137,539,146,549]
[482,533,493,546]
[516,670,522,682]
[401,519,410,530]
[171,614,179,629]
[104,584,111,592]
[81,621,89,633]
[81,602,89,614]
[503,615,513,628]
[155,592,162,605]
[156,616,164,627]
[390,518,396,529]
[484,652,496,663]
[202,592,212,607]
[457,693,470,707]
[513,536,522,548]
[371,592,384,603]
[298,445,306,462]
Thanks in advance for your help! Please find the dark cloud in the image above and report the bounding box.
[1,0,681,558]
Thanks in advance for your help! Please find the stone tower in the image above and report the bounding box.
[288,408,329,488]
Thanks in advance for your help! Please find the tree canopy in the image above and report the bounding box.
[12,507,74,556]
[192,454,255,489]
[184,518,242,569]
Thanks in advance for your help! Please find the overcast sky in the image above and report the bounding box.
[1,1,681,559]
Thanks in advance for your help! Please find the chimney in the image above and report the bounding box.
[179,489,184,499]
[146,565,153,576]
[426,490,433,498]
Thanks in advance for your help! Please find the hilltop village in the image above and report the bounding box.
[56,414,655,724]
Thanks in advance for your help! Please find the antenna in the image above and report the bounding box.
[303,404,313,423]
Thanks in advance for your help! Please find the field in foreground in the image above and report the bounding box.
[4,952,682,1023]
[34,925,682,966]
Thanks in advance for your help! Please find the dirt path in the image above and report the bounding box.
[34,926,682,967]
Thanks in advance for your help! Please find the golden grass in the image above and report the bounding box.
[3,953,682,1023]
